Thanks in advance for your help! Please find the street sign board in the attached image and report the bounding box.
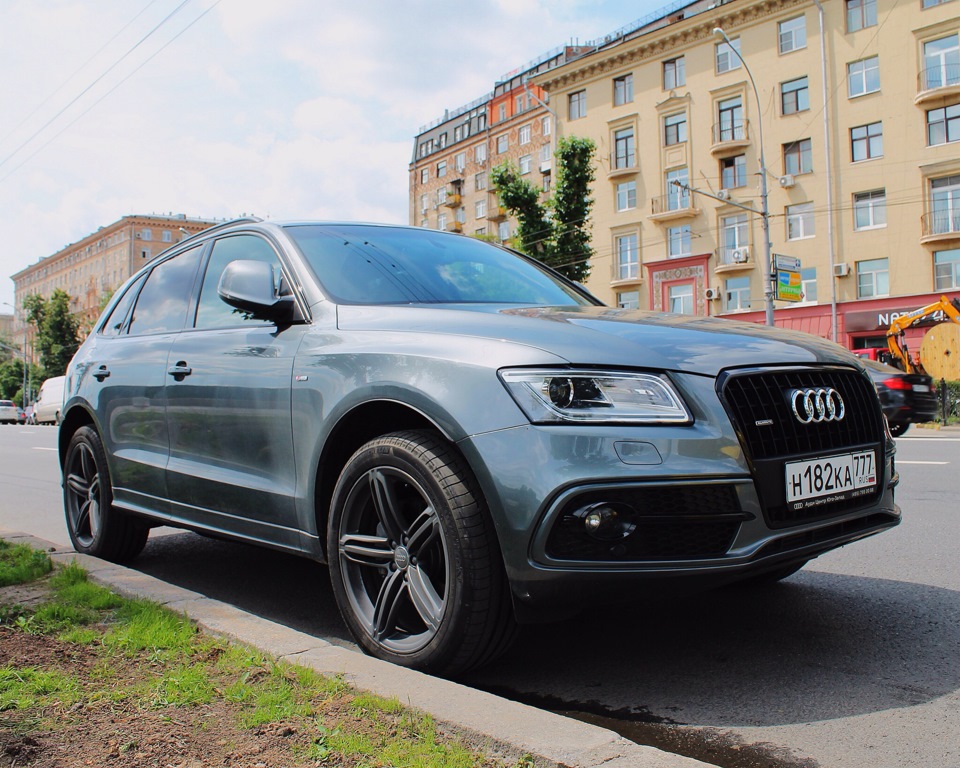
[776,269,803,302]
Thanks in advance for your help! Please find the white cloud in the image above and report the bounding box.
[0,0,663,307]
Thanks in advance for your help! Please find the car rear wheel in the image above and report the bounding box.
[328,430,516,675]
[63,426,148,563]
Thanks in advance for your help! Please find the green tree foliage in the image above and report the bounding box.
[490,135,596,283]
[23,289,80,378]
[0,359,44,405]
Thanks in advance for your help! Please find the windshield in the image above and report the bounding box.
[284,224,596,306]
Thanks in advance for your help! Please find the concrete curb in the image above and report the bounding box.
[2,529,709,768]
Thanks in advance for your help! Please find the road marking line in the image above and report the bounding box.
[32,447,57,451]
[896,437,960,441]
[898,460,949,465]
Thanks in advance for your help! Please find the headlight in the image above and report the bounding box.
[499,369,692,424]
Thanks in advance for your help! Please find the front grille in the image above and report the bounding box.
[545,484,747,561]
[719,366,885,528]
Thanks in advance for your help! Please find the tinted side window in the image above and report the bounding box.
[194,235,283,329]
[127,245,203,336]
[99,274,146,337]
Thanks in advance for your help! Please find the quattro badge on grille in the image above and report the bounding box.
[788,387,845,424]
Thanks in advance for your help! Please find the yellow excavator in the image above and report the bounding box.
[886,295,960,374]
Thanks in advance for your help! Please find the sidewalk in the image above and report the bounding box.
[1,528,709,768]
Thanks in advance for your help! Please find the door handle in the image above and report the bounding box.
[167,362,192,380]
[93,366,110,382]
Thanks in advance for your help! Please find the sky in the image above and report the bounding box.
[0,0,672,311]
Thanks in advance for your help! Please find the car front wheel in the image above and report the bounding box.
[328,430,515,675]
[63,425,148,562]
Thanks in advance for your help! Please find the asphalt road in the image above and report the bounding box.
[2,424,958,767]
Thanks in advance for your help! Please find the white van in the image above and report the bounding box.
[34,376,65,425]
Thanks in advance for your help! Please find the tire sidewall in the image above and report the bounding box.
[64,425,114,556]
[328,436,473,670]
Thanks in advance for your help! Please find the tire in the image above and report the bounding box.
[888,422,909,437]
[328,430,516,675]
[63,425,148,563]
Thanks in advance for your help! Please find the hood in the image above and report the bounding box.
[336,304,859,377]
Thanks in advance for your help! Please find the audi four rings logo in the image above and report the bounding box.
[788,388,846,424]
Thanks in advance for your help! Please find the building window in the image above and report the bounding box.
[515,95,523,114]
[475,171,486,191]
[928,103,960,145]
[801,267,817,302]
[786,202,815,240]
[540,144,551,163]
[779,16,806,53]
[615,234,639,280]
[141,248,151,260]
[519,155,532,174]
[497,135,508,154]
[721,154,746,189]
[140,228,152,240]
[437,160,447,178]
[720,213,749,261]
[617,290,640,310]
[717,96,744,142]
[846,0,877,31]
[437,188,447,206]
[569,90,586,120]
[663,112,687,145]
[668,283,694,314]
[475,199,486,219]
[783,138,813,175]
[542,116,551,136]
[437,213,447,231]
[934,248,960,290]
[475,226,487,237]
[851,122,883,161]
[724,276,751,311]
[420,168,429,184]
[716,37,741,74]
[922,34,960,91]
[613,127,636,169]
[475,144,487,164]
[923,0,955,7]
[667,225,691,258]
[419,194,428,213]
[616,181,637,212]
[666,168,690,210]
[519,125,531,145]
[454,152,466,172]
[854,190,887,229]
[930,174,960,236]
[437,133,447,149]
[781,76,809,114]
[661,57,685,91]
[498,103,507,122]
[848,56,880,97]
[857,258,889,298]
[498,221,510,241]
[614,74,634,106]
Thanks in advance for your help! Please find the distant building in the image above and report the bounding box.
[409,46,595,244]
[10,213,217,337]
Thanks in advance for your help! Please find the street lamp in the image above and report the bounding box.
[2,301,28,405]
[713,27,775,327]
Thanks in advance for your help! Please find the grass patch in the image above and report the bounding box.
[0,540,52,586]
[0,666,81,711]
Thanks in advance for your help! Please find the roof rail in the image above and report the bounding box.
[153,216,263,260]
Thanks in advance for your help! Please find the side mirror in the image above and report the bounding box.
[218,260,294,321]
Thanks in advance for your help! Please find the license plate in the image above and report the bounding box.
[785,450,877,506]
[913,384,930,393]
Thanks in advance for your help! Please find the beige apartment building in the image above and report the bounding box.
[11,213,216,335]
[409,46,595,244]
[533,0,960,356]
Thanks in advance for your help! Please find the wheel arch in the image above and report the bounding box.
[58,404,97,471]
[313,399,463,557]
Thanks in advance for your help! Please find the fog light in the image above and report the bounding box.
[574,502,637,541]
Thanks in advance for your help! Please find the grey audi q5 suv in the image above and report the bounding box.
[59,219,899,674]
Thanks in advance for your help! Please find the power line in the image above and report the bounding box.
[0,0,194,172]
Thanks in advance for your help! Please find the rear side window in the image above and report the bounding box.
[127,246,203,336]
[99,274,146,337]
[194,235,282,329]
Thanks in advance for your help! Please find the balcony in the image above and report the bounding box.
[445,220,464,234]
[921,210,960,243]
[487,202,508,222]
[607,153,639,179]
[915,64,960,105]
[649,192,699,223]
[715,245,754,273]
[710,120,751,157]
[443,193,462,208]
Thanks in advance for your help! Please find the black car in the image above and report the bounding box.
[862,358,938,436]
